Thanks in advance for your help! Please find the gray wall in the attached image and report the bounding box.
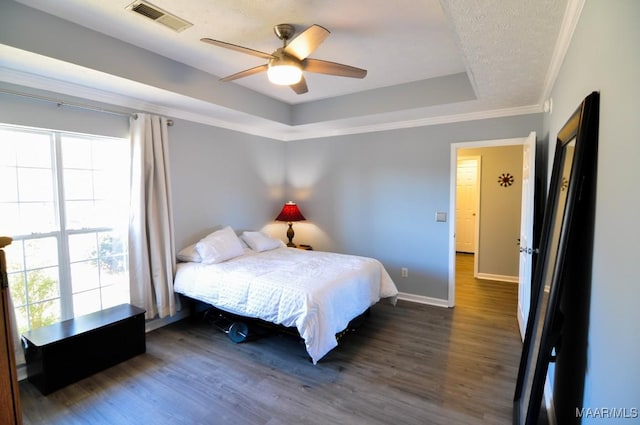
[169,120,286,249]
[542,0,640,419]
[285,114,542,301]
[459,145,523,279]
[0,85,130,138]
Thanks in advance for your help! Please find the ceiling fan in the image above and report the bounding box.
[201,24,367,94]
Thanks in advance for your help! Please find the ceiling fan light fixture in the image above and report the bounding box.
[267,55,302,85]
[268,64,302,85]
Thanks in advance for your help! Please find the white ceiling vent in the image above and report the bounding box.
[126,1,192,32]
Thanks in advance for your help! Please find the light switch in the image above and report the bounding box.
[436,212,447,222]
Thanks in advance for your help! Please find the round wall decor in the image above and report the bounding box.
[498,173,515,187]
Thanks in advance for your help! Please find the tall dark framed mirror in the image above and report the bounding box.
[513,92,599,425]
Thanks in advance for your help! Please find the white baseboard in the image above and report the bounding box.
[476,272,519,283]
[397,292,449,308]
[145,308,191,332]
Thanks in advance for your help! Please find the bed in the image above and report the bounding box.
[173,227,398,364]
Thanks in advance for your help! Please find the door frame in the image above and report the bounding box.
[448,135,534,307]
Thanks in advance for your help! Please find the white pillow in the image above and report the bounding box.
[241,231,284,252]
[196,226,245,264]
[176,243,201,263]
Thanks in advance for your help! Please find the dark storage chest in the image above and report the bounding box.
[22,303,145,395]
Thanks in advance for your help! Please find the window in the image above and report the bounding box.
[0,125,130,333]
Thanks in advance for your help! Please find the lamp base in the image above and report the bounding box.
[286,222,295,247]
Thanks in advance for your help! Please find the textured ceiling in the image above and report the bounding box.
[442,0,568,106]
[1,0,572,139]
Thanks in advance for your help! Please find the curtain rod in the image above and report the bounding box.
[0,88,173,126]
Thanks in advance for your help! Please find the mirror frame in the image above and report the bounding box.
[513,91,599,425]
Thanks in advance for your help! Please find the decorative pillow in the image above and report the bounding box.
[241,231,284,252]
[196,226,245,264]
[176,243,201,263]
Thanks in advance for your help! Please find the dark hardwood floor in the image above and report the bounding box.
[19,254,525,424]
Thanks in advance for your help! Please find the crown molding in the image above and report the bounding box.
[2,65,543,142]
[279,104,543,141]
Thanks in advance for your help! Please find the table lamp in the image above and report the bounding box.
[275,201,306,247]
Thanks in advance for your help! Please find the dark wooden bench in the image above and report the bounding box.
[21,303,146,395]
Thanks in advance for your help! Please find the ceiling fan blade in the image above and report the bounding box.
[284,24,330,60]
[201,38,274,60]
[290,76,308,94]
[220,64,268,82]
[302,58,367,78]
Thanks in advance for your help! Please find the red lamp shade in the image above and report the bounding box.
[275,201,306,222]
[275,202,306,247]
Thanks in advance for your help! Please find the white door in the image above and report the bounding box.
[517,132,536,339]
[456,157,480,253]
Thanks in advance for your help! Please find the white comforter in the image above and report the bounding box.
[173,247,398,364]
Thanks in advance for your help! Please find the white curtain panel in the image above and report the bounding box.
[129,113,179,319]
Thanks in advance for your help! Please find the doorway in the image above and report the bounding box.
[448,133,536,338]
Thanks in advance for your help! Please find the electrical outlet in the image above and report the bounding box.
[401,267,408,278]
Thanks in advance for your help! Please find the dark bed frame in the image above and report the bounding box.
[184,296,370,360]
